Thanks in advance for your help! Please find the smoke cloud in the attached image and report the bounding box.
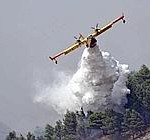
[34,45,130,114]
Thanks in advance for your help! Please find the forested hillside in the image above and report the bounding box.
[5,65,150,140]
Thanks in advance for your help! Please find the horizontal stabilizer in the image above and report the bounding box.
[49,56,58,64]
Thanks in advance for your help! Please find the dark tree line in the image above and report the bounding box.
[126,65,150,124]
[6,65,150,140]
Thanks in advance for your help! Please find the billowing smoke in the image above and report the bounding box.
[34,45,130,114]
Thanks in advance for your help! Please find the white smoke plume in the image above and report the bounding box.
[34,45,130,114]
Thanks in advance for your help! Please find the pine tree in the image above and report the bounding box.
[88,112,104,129]
[88,109,123,135]
[36,136,45,140]
[76,108,86,139]
[121,109,145,138]
[63,110,77,139]
[6,131,17,140]
[44,124,54,140]
[103,109,123,135]
[54,120,63,140]
[27,132,36,140]
[18,134,26,140]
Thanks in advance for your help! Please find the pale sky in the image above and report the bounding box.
[0,0,150,133]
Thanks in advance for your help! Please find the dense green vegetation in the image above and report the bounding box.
[5,65,150,140]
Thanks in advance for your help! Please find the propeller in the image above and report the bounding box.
[91,23,99,32]
[74,33,84,43]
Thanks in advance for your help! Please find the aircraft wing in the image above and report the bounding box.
[63,39,87,55]
[90,14,125,38]
[49,14,125,64]
[49,38,87,64]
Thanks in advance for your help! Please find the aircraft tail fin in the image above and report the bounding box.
[49,56,58,64]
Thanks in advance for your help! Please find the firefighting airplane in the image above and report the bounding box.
[49,14,126,64]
